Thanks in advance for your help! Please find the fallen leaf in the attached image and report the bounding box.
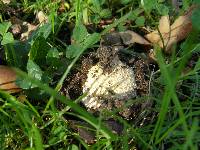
[2,0,10,4]
[10,17,38,41]
[36,11,48,24]
[145,5,196,53]
[119,30,151,45]
[159,16,170,34]
[145,16,170,44]
[0,65,21,93]
[148,49,157,62]
[20,22,37,41]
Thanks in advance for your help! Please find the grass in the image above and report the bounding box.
[0,0,200,149]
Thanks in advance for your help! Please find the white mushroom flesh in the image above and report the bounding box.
[82,58,137,110]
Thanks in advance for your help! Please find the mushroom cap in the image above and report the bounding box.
[0,65,21,93]
[82,58,137,110]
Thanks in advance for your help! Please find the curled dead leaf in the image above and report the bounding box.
[36,11,48,24]
[145,5,196,53]
[159,16,170,34]
[20,23,37,41]
[119,30,151,45]
[0,65,21,93]
[10,16,38,41]
[2,0,10,4]
[145,16,170,45]
[148,49,157,62]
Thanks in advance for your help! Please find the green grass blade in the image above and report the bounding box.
[101,9,143,35]
[183,118,198,150]
[151,46,189,144]
[32,124,44,150]
[15,68,116,140]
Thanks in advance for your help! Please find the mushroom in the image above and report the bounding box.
[82,57,137,110]
[81,32,150,119]
[0,65,21,93]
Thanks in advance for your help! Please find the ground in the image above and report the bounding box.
[0,0,200,150]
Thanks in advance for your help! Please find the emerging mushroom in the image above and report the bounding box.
[63,32,150,119]
[81,32,149,118]
[82,53,137,110]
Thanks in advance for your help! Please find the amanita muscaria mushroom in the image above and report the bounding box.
[0,65,21,93]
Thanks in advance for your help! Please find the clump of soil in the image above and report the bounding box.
[62,32,151,119]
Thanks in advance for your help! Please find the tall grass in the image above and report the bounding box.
[0,0,199,149]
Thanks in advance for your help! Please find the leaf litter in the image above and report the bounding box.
[145,5,197,53]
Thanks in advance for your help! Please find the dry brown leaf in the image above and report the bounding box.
[145,16,170,44]
[145,5,195,53]
[159,16,170,34]
[0,65,21,93]
[36,11,48,24]
[20,23,37,41]
[148,49,157,62]
[10,17,38,41]
[2,0,10,4]
[119,30,151,45]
